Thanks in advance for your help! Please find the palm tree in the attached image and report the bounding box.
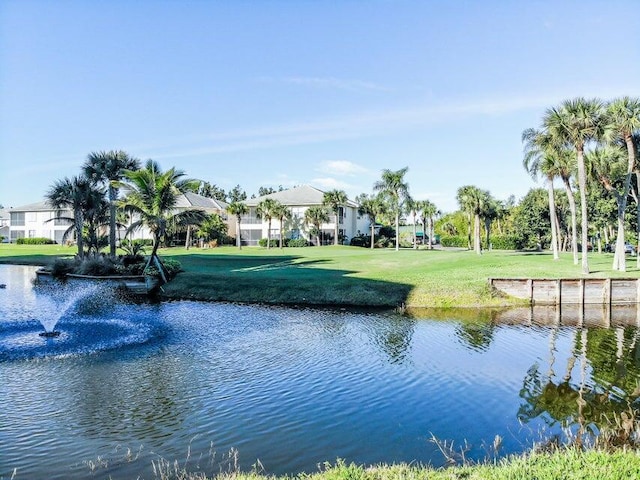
[357,193,386,249]
[522,128,562,260]
[83,150,140,257]
[586,145,629,270]
[322,189,348,246]
[118,160,207,282]
[272,201,292,249]
[404,196,419,249]
[604,97,640,270]
[373,167,410,251]
[419,199,438,250]
[544,98,606,274]
[304,205,329,246]
[456,185,475,250]
[457,185,489,254]
[256,197,279,249]
[227,201,249,249]
[46,175,99,259]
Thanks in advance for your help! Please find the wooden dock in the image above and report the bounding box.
[490,278,640,306]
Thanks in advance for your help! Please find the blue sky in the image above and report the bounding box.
[1,1,639,212]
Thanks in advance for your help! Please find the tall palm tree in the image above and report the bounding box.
[418,199,438,250]
[456,185,475,250]
[586,145,629,270]
[522,128,562,260]
[227,201,249,249]
[357,193,386,249]
[304,205,330,246]
[118,160,207,282]
[272,201,292,249]
[322,189,348,246]
[604,97,640,270]
[83,150,140,257]
[404,196,419,249]
[373,167,410,251]
[256,197,279,250]
[544,97,606,274]
[457,185,489,254]
[46,175,99,259]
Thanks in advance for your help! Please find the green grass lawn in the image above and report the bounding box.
[3,243,639,308]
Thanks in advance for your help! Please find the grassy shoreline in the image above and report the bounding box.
[2,244,639,308]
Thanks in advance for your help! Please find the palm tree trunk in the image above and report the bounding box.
[236,215,242,250]
[474,213,481,254]
[547,181,560,260]
[613,192,626,271]
[413,214,417,249]
[185,225,191,250]
[108,185,117,257]
[370,221,375,249]
[563,178,579,265]
[280,218,284,249]
[635,178,640,269]
[576,149,590,274]
[75,210,84,259]
[334,211,339,245]
[267,219,271,250]
[395,212,400,251]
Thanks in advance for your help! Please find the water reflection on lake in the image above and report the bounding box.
[0,265,639,479]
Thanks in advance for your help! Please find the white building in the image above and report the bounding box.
[7,192,231,245]
[242,185,369,246]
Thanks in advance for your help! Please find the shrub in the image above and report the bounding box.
[350,235,371,248]
[486,235,518,250]
[286,238,308,247]
[258,238,279,248]
[162,259,182,278]
[49,258,79,278]
[16,237,56,245]
[374,236,393,248]
[440,235,469,248]
[76,256,120,276]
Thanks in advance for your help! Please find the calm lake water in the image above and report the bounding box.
[1,264,639,479]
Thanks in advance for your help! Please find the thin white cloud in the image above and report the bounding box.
[46,85,640,164]
[316,160,369,177]
[310,177,353,190]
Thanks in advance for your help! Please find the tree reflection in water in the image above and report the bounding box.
[519,322,640,446]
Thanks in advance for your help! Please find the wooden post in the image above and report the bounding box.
[528,278,534,305]
[579,278,585,327]
[556,279,562,306]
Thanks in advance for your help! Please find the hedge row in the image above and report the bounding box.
[16,237,57,245]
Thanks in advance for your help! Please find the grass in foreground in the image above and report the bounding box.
[2,244,639,308]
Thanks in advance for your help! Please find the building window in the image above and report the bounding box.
[28,230,36,238]
[26,212,37,222]
[11,212,25,226]
[10,230,25,242]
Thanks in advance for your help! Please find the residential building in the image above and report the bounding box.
[242,185,369,246]
[7,192,231,245]
[8,201,73,244]
[0,209,10,242]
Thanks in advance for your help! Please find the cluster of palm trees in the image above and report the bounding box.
[357,167,440,251]
[454,186,507,255]
[523,96,640,273]
[46,152,207,276]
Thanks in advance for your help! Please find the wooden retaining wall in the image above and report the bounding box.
[489,278,640,306]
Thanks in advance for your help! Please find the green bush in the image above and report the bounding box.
[350,235,371,247]
[258,238,279,248]
[286,238,308,247]
[486,235,518,250]
[16,237,56,245]
[49,258,79,278]
[440,235,468,248]
[76,256,120,276]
